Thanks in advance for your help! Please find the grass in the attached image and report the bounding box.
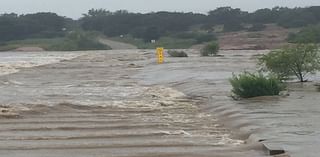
[0,31,111,51]
[0,44,20,51]
[229,72,285,98]
[0,38,64,51]
[110,35,197,49]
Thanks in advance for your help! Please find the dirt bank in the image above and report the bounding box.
[218,24,295,50]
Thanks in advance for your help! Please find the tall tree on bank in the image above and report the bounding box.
[259,44,320,82]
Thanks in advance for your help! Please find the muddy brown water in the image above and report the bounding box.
[0,49,316,157]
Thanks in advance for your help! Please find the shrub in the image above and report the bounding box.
[201,42,219,56]
[167,50,188,57]
[229,72,285,98]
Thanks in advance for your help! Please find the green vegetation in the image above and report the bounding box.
[0,31,110,51]
[259,44,320,82]
[0,38,64,51]
[48,31,110,51]
[207,7,245,32]
[80,6,320,42]
[167,50,188,57]
[0,44,20,51]
[81,9,206,42]
[201,42,220,56]
[2,6,320,50]
[229,72,284,98]
[0,12,66,42]
[287,25,320,43]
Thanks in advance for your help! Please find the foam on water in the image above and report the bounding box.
[0,51,83,76]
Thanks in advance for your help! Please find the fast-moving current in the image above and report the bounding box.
[0,49,318,157]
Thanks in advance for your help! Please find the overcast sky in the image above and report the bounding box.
[1,0,320,19]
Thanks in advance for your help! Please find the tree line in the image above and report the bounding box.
[0,12,67,42]
[1,6,320,42]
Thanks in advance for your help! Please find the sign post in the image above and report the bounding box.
[156,47,164,64]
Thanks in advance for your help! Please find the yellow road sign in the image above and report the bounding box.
[156,47,164,64]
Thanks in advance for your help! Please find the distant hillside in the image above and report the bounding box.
[1,6,320,50]
[80,7,320,42]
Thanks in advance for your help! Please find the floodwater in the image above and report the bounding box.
[133,49,320,157]
[0,51,83,76]
[0,49,318,157]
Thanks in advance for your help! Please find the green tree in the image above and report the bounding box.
[208,7,246,32]
[249,8,278,24]
[0,12,66,42]
[200,42,219,56]
[83,9,111,17]
[259,44,320,82]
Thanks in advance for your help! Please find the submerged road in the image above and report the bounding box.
[0,50,268,157]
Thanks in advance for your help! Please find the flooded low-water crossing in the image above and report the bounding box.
[0,50,266,157]
[1,49,318,156]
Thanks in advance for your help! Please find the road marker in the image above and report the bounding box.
[156,47,164,64]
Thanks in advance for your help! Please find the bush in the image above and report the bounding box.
[167,50,188,57]
[201,42,219,56]
[229,72,285,98]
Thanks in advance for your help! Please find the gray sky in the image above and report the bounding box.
[1,0,320,19]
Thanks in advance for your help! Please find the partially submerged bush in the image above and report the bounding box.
[229,72,285,98]
[167,50,188,57]
[201,42,219,56]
